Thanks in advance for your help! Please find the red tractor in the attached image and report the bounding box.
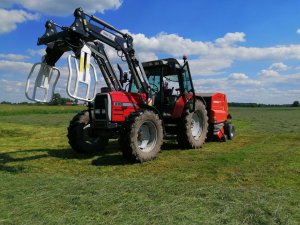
[26,8,235,162]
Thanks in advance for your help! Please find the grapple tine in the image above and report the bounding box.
[25,62,60,103]
[67,44,99,102]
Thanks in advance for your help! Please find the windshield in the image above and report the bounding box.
[143,66,181,96]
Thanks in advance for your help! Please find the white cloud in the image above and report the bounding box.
[27,49,46,57]
[1,24,299,103]
[297,29,300,34]
[228,73,249,80]
[0,79,28,102]
[215,32,246,46]
[0,8,39,34]
[240,88,300,104]
[259,62,289,78]
[226,73,261,86]
[232,45,300,61]
[0,53,29,61]
[193,71,300,104]
[269,62,288,71]
[188,57,233,76]
[129,31,300,76]
[194,72,260,91]
[262,73,300,85]
[259,69,279,78]
[136,52,158,63]
[0,60,32,74]
[0,0,123,16]
[0,79,24,91]
[131,32,210,56]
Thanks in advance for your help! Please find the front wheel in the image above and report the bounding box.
[177,100,209,149]
[67,110,108,154]
[119,110,163,163]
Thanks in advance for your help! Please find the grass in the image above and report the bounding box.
[0,104,84,116]
[0,105,299,224]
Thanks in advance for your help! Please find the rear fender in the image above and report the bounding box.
[171,95,206,119]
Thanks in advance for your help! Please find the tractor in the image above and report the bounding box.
[25,8,235,162]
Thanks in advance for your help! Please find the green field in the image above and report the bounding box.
[0,104,299,224]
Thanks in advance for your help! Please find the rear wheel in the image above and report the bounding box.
[119,110,163,162]
[177,100,208,149]
[67,110,108,154]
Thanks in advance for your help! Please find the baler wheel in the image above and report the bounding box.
[119,110,163,162]
[177,100,208,149]
[225,123,235,140]
[67,110,108,154]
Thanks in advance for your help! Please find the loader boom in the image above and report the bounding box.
[26,7,150,102]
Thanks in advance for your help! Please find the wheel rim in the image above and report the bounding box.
[137,121,157,152]
[83,124,99,144]
[191,111,203,140]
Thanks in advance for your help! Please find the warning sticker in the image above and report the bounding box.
[148,98,153,106]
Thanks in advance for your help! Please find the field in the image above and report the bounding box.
[0,104,299,224]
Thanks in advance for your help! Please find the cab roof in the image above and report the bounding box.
[142,58,181,69]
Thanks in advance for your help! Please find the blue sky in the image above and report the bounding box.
[0,0,300,104]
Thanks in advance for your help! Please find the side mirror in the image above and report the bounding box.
[117,64,128,86]
[120,72,128,85]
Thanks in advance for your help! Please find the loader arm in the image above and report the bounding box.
[35,8,150,99]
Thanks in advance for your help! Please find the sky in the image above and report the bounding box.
[0,0,300,104]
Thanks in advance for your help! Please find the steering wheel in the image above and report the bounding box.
[149,83,159,93]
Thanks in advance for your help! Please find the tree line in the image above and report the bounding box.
[1,93,78,105]
[228,101,300,107]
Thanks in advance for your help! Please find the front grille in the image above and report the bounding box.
[94,94,108,120]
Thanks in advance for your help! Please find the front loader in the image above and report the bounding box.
[26,8,234,162]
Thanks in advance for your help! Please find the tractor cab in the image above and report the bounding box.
[142,58,195,116]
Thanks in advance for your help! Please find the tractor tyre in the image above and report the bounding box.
[67,110,108,154]
[119,110,163,163]
[225,123,235,140]
[177,100,208,149]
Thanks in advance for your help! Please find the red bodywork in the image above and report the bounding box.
[107,91,230,141]
[171,92,229,121]
[197,92,230,140]
[198,92,229,123]
[172,92,230,140]
[171,94,193,118]
[109,91,145,122]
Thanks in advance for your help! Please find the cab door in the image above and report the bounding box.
[171,62,196,118]
[181,62,195,95]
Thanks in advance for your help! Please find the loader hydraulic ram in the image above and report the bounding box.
[26,8,234,162]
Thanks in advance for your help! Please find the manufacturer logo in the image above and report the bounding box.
[100,30,115,41]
